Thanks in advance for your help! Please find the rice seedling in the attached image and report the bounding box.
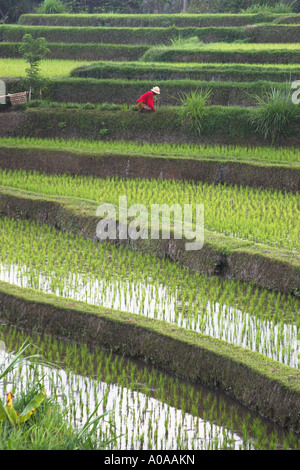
[153,42,300,52]
[0,59,95,78]
[2,325,299,450]
[0,169,298,251]
[0,216,299,368]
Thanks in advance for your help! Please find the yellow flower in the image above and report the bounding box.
[6,392,13,408]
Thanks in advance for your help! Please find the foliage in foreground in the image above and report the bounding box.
[0,343,116,450]
[2,326,300,450]
[0,136,298,164]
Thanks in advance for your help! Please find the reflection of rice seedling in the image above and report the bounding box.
[25,328,300,449]
[0,217,299,368]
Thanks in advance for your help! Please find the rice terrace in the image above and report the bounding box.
[0,0,300,454]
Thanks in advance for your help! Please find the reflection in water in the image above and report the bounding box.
[0,262,299,368]
[0,347,264,451]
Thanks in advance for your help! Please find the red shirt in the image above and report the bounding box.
[136,91,155,111]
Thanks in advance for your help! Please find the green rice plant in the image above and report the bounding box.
[249,85,300,144]
[0,59,101,78]
[178,88,212,137]
[16,12,299,28]
[0,136,298,165]
[144,42,300,53]
[0,217,299,368]
[0,169,298,251]
[69,59,300,83]
[141,42,300,64]
[208,43,300,52]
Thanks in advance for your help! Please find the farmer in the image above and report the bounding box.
[136,86,160,112]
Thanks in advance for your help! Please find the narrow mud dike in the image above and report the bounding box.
[1,281,300,432]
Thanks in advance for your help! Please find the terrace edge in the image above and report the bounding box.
[0,146,298,193]
[0,281,299,432]
[0,188,298,297]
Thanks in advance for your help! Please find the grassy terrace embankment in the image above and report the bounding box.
[18,12,298,27]
[0,187,298,296]
[0,136,298,164]
[1,279,300,432]
[71,60,300,82]
[1,107,299,147]
[2,24,300,44]
[142,42,300,64]
[4,77,295,108]
[1,42,300,63]
[0,139,298,193]
[0,24,245,44]
[2,59,300,83]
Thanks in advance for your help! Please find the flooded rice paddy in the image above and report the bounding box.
[0,325,299,450]
[0,217,299,368]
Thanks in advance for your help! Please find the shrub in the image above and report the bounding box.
[178,89,211,136]
[35,0,68,14]
[249,85,300,144]
[18,33,50,99]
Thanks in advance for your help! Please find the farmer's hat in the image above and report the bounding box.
[151,86,160,94]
